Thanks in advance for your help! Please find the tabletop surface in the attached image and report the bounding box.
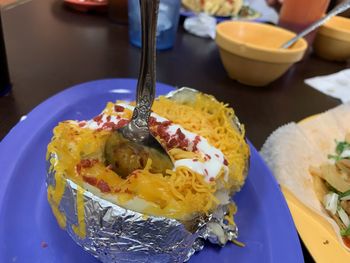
[0,0,349,261]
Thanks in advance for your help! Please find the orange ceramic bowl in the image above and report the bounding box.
[314,16,350,62]
[216,21,308,87]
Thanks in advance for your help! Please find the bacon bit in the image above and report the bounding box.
[209,177,215,182]
[215,154,220,158]
[97,180,111,193]
[93,114,103,123]
[223,159,228,166]
[156,125,164,136]
[80,159,98,168]
[76,164,82,174]
[114,105,125,112]
[192,136,201,152]
[176,128,186,140]
[114,187,121,193]
[155,124,172,143]
[204,169,208,175]
[179,139,189,149]
[168,138,178,148]
[193,159,198,162]
[157,125,167,137]
[164,133,171,142]
[149,117,160,126]
[106,164,113,170]
[205,154,211,160]
[78,122,86,127]
[82,176,98,186]
[41,241,48,248]
[116,119,129,128]
[106,115,111,122]
[161,120,172,126]
[102,122,118,130]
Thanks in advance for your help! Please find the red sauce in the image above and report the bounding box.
[223,159,228,165]
[343,237,350,248]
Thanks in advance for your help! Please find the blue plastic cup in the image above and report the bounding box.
[128,0,181,50]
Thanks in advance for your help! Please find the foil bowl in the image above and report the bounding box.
[46,87,250,263]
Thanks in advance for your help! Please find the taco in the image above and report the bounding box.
[261,102,350,250]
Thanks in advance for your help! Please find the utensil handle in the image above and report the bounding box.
[132,0,159,129]
[281,0,350,49]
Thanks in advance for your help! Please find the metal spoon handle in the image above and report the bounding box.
[131,0,159,130]
[281,0,350,49]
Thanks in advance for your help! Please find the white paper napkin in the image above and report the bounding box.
[305,69,350,103]
[183,13,217,39]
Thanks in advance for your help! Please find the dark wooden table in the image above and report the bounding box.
[1,0,349,261]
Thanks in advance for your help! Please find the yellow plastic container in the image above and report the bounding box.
[216,21,308,87]
[314,16,350,62]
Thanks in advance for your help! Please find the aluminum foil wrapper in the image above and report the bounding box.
[46,87,249,263]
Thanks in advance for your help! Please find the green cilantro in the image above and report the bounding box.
[336,141,350,155]
[340,189,350,198]
[326,183,342,195]
[328,140,350,161]
[341,225,350,237]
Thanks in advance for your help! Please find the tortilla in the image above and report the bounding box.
[260,103,350,251]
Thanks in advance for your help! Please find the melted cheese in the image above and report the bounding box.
[46,92,249,230]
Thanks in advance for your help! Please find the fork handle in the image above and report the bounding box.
[131,0,159,130]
